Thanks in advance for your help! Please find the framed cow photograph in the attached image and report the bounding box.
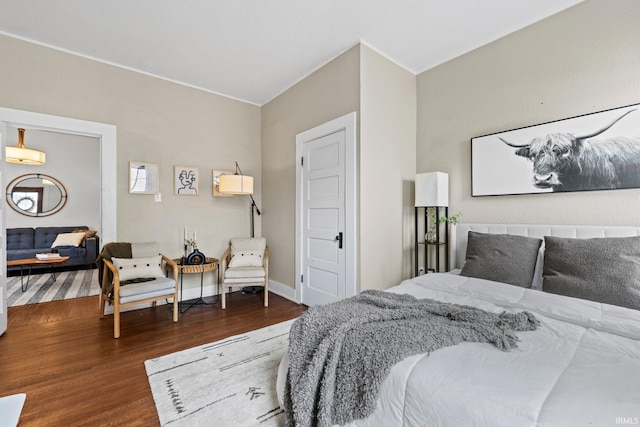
[471,103,640,196]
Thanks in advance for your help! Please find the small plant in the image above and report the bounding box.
[430,211,462,225]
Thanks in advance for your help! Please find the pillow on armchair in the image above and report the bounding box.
[229,250,264,267]
[111,255,164,282]
[229,238,266,267]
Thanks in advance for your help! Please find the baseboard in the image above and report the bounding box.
[102,280,298,315]
[267,279,298,303]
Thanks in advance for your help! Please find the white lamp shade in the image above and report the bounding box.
[218,174,254,195]
[415,172,448,207]
[5,146,46,165]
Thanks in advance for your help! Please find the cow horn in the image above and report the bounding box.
[576,109,637,141]
[498,137,530,148]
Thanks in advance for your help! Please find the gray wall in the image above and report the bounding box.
[0,34,261,290]
[360,45,416,288]
[261,44,416,293]
[417,0,640,227]
[261,45,361,291]
[5,128,100,230]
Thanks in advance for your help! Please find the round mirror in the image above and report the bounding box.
[6,173,67,217]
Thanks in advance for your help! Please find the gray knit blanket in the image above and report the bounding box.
[284,290,539,427]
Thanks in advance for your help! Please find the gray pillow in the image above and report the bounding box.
[460,231,542,288]
[543,235,640,310]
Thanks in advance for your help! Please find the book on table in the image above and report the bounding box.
[36,253,62,260]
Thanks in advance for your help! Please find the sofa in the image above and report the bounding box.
[6,226,99,271]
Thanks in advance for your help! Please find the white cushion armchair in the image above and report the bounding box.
[220,237,268,309]
[97,242,178,338]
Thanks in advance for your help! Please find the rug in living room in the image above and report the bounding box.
[7,268,100,307]
[145,319,295,427]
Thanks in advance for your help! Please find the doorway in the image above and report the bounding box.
[295,112,357,306]
[0,107,117,335]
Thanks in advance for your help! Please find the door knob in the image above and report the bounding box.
[335,232,343,249]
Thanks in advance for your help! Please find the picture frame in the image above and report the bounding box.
[471,103,640,196]
[212,169,234,197]
[129,161,159,194]
[174,166,199,195]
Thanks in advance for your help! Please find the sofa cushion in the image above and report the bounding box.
[51,232,86,248]
[6,228,35,250]
[35,226,88,249]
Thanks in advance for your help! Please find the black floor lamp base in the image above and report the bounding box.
[241,286,264,294]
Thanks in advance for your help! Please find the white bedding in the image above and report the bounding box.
[280,273,640,426]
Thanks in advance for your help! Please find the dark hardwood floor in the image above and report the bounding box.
[0,291,306,426]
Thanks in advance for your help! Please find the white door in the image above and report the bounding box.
[1,123,7,335]
[296,112,357,306]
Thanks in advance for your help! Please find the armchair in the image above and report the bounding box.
[220,237,268,309]
[98,242,179,338]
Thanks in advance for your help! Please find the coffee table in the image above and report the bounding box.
[7,256,70,291]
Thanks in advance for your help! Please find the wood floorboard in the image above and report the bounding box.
[0,291,307,426]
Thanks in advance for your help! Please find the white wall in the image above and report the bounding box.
[5,127,100,230]
[417,0,640,227]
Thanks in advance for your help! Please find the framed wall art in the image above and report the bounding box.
[129,161,159,194]
[212,169,233,197]
[174,166,199,195]
[471,103,640,196]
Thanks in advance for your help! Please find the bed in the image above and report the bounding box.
[278,223,640,426]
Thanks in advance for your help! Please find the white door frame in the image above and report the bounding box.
[295,112,357,304]
[0,108,117,243]
[0,108,117,336]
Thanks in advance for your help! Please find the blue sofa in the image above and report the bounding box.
[6,226,99,271]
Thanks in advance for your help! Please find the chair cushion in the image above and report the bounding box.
[224,266,266,279]
[112,255,164,281]
[118,277,176,304]
[224,277,266,284]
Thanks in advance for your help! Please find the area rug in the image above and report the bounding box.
[7,268,99,307]
[145,319,295,427]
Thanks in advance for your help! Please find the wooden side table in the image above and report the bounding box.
[169,257,219,313]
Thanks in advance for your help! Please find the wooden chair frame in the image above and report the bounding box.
[220,245,268,309]
[99,254,178,338]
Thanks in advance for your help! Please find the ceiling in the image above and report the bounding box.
[0,0,583,106]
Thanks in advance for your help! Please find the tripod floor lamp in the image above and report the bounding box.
[218,161,262,237]
[218,161,263,294]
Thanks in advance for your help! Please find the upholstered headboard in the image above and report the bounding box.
[452,222,640,271]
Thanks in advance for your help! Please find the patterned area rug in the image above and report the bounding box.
[145,319,295,427]
[7,268,99,307]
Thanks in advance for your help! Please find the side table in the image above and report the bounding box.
[169,257,219,313]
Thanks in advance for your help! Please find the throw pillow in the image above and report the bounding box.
[460,231,542,288]
[543,235,640,310]
[74,228,98,239]
[51,232,86,248]
[111,255,164,282]
[229,250,264,267]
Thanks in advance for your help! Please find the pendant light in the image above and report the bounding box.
[5,128,46,165]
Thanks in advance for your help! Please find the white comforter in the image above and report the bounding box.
[281,273,640,427]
